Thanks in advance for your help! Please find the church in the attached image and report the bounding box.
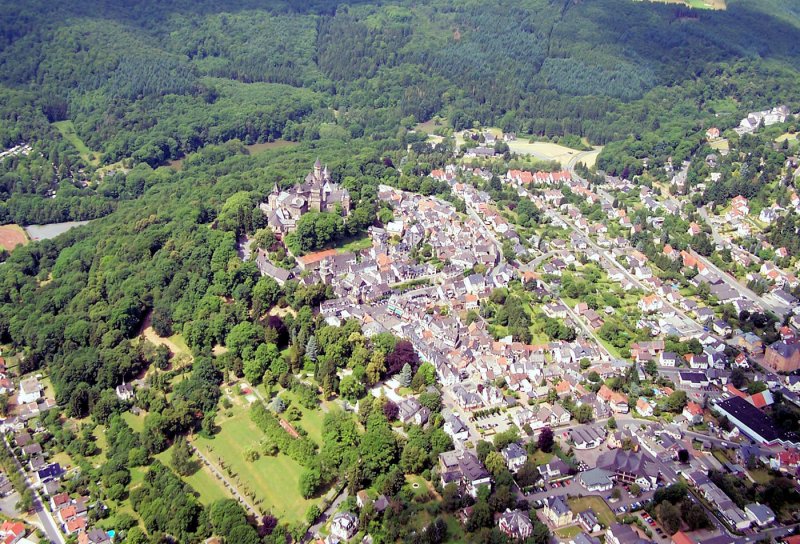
[260,158,351,235]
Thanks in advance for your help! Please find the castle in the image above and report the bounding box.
[261,158,351,235]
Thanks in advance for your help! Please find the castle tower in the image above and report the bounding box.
[314,157,322,180]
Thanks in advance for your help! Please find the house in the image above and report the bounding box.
[443,414,470,442]
[397,398,430,425]
[78,529,113,544]
[578,510,601,533]
[544,496,573,527]
[678,371,709,389]
[498,509,533,540]
[606,523,648,544]
[330,512,359,541]
[572,533,601,544]
[635,398,653,417]
[638,295,663,313]
[501,442,528,473]
[744,503,775,527]
[34,463,62,487]
[672,531,695,544]
[115,382,134,402]
[682,401,703,425]
[17,378,42,404]
[764,341,800,373]
[578,468,614,492]
[538,458,570,481]
[0,520,25,544]
[439,450,492,497]
[660,352,678,367]
[713,396,798,446]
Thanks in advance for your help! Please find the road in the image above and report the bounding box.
[1,439,64,544]
[566,147,602,172]
[305,488,348,542]
[687,247,790,318]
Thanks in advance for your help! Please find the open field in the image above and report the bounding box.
[568,496,617,527]
[709,138,730,152]
[337,234,373,254]
[193,404,316,522]
[53,120,100,165]
[137,310,193,363]
[122,411,146,433]
[0,224,29,252]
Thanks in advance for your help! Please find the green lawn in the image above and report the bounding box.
[285,391,326,445]
[53,120,100,165]
[530,450,554,465]
[122,411,146,433]
[337,234,373,253]
[568,496,617,527]
[555,525,582,539]
[193,405,316,522]
[748,468,774,485]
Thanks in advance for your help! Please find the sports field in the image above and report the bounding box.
[0,224,29,251]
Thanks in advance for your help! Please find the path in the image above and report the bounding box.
[304,488,348,542]
[1,439,64,544]
[189,442,261,518]
[137,311,192,360]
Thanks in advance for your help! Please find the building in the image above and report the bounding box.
[497,509,533,540]
[570,426,606,450]
[115,382,134,401]
[330,512,359,541]
[578,468,614,492]
[78,529,112,544]
[17,378,42,404]
[544,496,573,527]
[597,450,659,490]
[713,396,799,446]
[501,442,528,473]
[764,341,800,372]
[606,523,649,544]
[578,509,601,533]
[439,450,492,497]
[745,503,775,527]
[682,401,703,425]
[0,520,25,544]
[261,159,351,235]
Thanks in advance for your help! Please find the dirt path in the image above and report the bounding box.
[189,441,262,518]
[138,311,192,361]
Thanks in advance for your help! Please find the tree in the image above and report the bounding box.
[611,488,621,500]
[656,501,682,535]
[366,351,386,385]
[171,436,196,476]
[630,483,641,497]
[730,367,747,389]
[305,335,318,362]
[386,340,419,376]
[382,400,399,421]
[299,468,322,499]
[484,451,507,477]
[607,417,617,429]
[339,375,366,401]
[677,449,690,464]
[537,427,554,453]
[398,363,412,387]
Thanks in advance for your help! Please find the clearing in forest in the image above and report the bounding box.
[53,120,101,165]
[0,224,29,252]
[192,404,317,523]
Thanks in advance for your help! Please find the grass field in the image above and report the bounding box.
[748,468,774,485]
[555,525,583,539]
[53,120,100,165]
[245,140,299,155]
[122,411,146,433]
[530,450,554,466]
[154,446,234,505]
[0,224,29,252]
[709,138,730,152]
[568,496,617,527]
[336,234,373,254]
[193,404,316,522]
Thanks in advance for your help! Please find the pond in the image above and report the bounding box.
[24,220,91,240]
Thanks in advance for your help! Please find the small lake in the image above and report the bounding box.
[25,220,90,240]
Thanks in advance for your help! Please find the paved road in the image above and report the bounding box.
[1,439,63,544]
[305,488,348,542]
[687,247,790,318]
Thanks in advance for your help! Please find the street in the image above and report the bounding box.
[1,439,63,544]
